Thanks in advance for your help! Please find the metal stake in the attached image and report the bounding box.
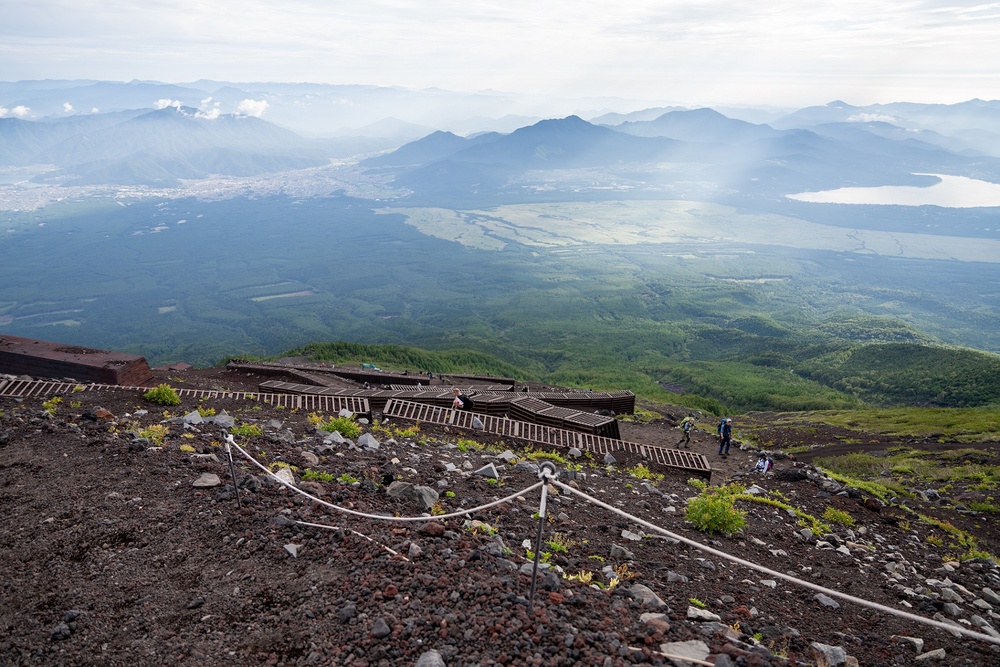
[527,462,557,608]
[223,431,242,509]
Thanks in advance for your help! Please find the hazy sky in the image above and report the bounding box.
[2,0,999,107]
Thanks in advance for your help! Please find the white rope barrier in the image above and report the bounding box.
[548,476,1000,647]
[226,434,543,523]
[223,431,1000,648]
[294,519,409,561]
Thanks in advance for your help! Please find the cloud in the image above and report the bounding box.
[236,98,268,117]
[154,98,183,109]
[90,107,100,113]
[0,107,7,117]
[195,96,221,119]
[63,102,73,112]
[11,105,30,118]
[848,113,897,123]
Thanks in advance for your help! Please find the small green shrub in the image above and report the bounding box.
[230,423,263,437]
[524,447,567,463]
[41,396,62,415]
[302,469,335,482]
[143,384,181,406]
[319,416,362,439]
[139,424,169,445]
[337,473,359,484]
[629,463,664,481]
[689,597,707,609]
[546,533,576,553]
[456,438,482,452]
[686,489,747,536]
[967,500,999,514]
[823,506,856,527]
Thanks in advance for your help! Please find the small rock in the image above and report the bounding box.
[893,635,924,653]
[192,473,222,488]
[338,604,357,622]
[50,622,72,641]
[473,463,500,479]
[810,641,847,667]
[814,593,840,609]
[284,544,301,558]
[418,522,445,537]
[357,433,380,451]
[414,649,446,667]
[371,617,391,639]
[609,544,634,560]
[914,648,947,662]
[686,606,721,622]
[628,584,668,609]
[981,587,1000,606]
[273,467,296,487]
[658,640,710,664]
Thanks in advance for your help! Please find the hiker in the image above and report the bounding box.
[718,418,733,457]
[676,417,694,448]
[754,453,773,474]
[452,387,474,410]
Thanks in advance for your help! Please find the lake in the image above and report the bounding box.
[787,174,1000,208]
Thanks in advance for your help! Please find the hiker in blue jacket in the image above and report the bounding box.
[718,418,733,457]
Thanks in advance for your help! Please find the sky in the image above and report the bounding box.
[2,0,999,108]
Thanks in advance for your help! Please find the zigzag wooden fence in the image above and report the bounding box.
[383,398,711,479]
[0,379,368,414]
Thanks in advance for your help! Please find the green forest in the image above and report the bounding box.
[2,194,1000,415]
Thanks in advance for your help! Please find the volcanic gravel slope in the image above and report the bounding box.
[1,366,1000,667]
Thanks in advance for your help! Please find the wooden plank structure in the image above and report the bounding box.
[0,378,368,414]
[0,335,154,386]
[258,380,622,438]
[228,361,518,391]
[383,399,711,479]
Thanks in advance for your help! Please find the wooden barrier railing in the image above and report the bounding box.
[383,399,711,479]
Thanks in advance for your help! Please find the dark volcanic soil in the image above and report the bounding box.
[2,366,1000,666]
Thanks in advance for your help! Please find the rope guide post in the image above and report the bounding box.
[222,431,242,509]
[527,461,558,608]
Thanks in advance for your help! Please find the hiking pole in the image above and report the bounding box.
[527,462,557,609]
[222,431,242,509]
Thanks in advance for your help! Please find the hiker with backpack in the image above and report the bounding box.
[676,416,694,448]
[754,453,774,473]
[718,417,733,457]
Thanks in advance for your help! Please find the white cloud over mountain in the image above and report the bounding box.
[236,99,268,118]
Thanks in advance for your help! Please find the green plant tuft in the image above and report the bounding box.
[686,487,747,536]
[143,384,181,406]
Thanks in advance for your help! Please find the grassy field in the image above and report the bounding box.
[383,200,1000,262]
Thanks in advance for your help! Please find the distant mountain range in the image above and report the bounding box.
[3,80,1000,192]
[1,106,330,186]
[366,110,1000,200]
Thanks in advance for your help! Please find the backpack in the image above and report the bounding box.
[717,419,726,435]
[682,420,693,433]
